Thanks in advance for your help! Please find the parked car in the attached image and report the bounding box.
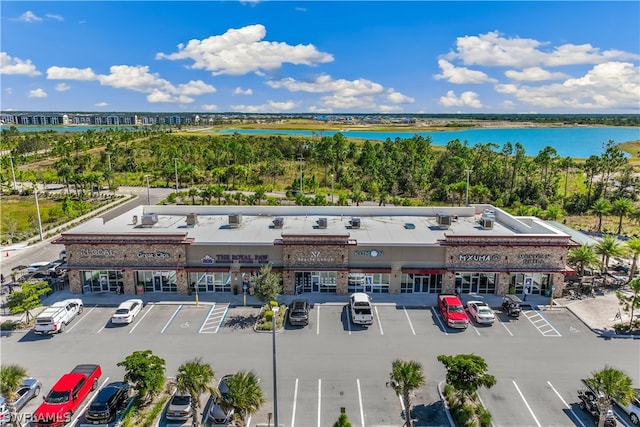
[578,387,617,427]
[349,293,373,326]
[33,299,83,334]
[615,388,640,425]
[501,295,522,317]
[27,261,50,273]
[0,378,42,425]
[85,381,129,424]
[466,301,495,324]
[166,393,192,422]
[111,299,143,324]
[206,375,234,425]
[288,299,310,326]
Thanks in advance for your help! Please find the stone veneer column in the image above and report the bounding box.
[123,270,135,295]
[69,270,82,294]
[442,272,456,294]
[283,271,295,295]
[176,270,188,294]
[497,272,511,295]
[551,273,565,297]
[336,271,348,295]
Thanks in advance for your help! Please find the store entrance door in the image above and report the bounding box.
[100,274,109,292]
[470,274,480,293]
[312,276,320,292]
[153,275,162,292]
[413,276,429,293]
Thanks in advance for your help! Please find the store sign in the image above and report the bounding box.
[354,249,384,257]
[459,254,500,262]
[80,248,115,257]
[519,253,550,265]
[296,251,335,263]
[201,254,269,264]
[137,252,170,259]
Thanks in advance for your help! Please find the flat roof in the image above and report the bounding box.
[61,204,571,247]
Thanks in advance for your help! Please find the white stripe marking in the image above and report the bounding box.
[65,305,95,333]
[403,307,416,335]
[161,305,182,333]
[316,305,320,335]
[513,380,541,427]
[317,379,322,427]
[357,378,365,427]
[374,306,384,335]
[290,378,299,427]
[431,307,448,335]
[198,303,216,333]
[129,304,153,333]
[547,381,587,427]
[500,320,514,336]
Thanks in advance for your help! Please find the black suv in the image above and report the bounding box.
[85,381,129,424]
[288,299,310,326]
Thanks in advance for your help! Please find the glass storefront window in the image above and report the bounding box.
[189,272,231,293]
[510,273,551,295]
[455,272,496,294]
[136,270,177,292]
[295,271,337,293]
[82,270,123,293]
[347,273,389,293]
[401,274,443,293]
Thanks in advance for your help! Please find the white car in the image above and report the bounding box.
[111,299,143,324]
[27,261,50,273]
[466,300,495,324]
[616,389,640,425]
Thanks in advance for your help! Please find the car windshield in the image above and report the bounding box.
[171,395,191,406]
[115,309,130,315]
[45,390,70,404]
[478,308,493,315]
[90,403,108,411]
[450,305,464,313]
[292,310,307,316]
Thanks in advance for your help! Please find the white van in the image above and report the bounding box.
[33,299,83,334]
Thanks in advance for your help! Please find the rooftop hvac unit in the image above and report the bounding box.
[132,215,138,225]
[272,217,284,229]
[228,213,242,228]
[317,218,328,229]
[141,213,158,227]
[350,217,361,229]
[186,213,198,226]
[480,210,495,229]
[436,213,452,228]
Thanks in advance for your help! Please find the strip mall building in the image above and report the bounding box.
[53,205,578,298]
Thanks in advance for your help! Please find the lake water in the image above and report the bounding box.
[6,125,640,158]
[219,127,640,158]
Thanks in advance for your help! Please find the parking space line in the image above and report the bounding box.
[374,306,384,335]
[523,309,562,337]
[316,305,320,335]
[65,305,96,333]
[71,376,110,426]
[547,381,587,427]
[215,304,230,333]
[129,304,153,333]
[470,323,480,336]
[513,380,541,427]
[290,378,299,427]
[357,378,365,427]
[346,306,352,335]
[402,307,416,335]
[499,320,514,336]
[430,307,448,335]
[161,305,183,333]
[198,303,216,333]
[317,379,321,427]
[96,320,108,334]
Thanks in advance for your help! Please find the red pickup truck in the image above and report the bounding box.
[437,294,469,329]
[32,364,102,427]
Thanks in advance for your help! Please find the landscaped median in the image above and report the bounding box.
[253,301,287,332]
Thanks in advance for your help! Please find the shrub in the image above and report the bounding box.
[0,321,16,331]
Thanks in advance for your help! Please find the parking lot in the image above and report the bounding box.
[2,300,638,427]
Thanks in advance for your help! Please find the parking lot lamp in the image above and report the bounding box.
[33,184,44,241]
[9,156,17,191]
[272,305,279,427]
[331,174,334,205]
[298,156,304,194]
[173,158,179,192]
[465,169,472,206]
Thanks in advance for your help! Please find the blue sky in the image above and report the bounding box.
[1,1,639,114]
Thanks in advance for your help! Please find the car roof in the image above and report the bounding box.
[467,300,488,306]
[118,299,142,309]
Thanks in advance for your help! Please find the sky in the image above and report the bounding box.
[1,1,639,114]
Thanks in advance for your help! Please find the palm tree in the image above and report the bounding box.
[626,237,640,280]
[595,235,627,273]
[611,197,634,235]
[567,245,600,276]
[175,358,215,427]
[388,359,426,427]
[0,364,28,427]
[225,370,265,425]
[616,278,640,329]
[590,198,611,233]
[585,366,634,427]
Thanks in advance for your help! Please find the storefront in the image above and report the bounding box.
[54,204,577,298]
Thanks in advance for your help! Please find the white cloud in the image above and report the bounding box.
[15,11,42,23]
[434,59,496,84]
[156,24,334,76]
[55,83,70,92]
[47,66,96,80]
[95,102,108,107]
[439,90,482,108]
[386,91,414,104]
[233,87,253,95]
[0,52,41,76]
[230,100,298,113]
[4,88,12,95]
[496,61,640,110]
[201,104,218,111]
[504,67,568,82]
[267,74,384,97]
[449,31,638,68]
[45,14,64,21]
[28,88,47,98]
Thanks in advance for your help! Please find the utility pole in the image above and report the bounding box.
[173,158,179,192]
[33,185,44,241]
[145,175,151,205]
[331,174,334,205]
[298,156,304,194]
[9,156,17,191]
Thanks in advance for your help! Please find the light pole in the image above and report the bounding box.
[8,156,17,191]
[331,174,334,205]
[173,158,179,192]
[298,156,304,194]
[272,305,279,427]
[144,175,151,205]
[465,169,472,206]
[105,151,113,195]
[33,184,44,241]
